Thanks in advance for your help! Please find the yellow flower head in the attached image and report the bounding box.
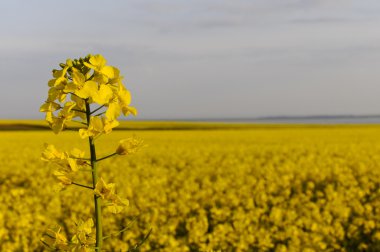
[41,54,138,136]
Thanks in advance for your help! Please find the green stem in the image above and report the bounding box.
[85,101,103,251]
[97,153,117,162]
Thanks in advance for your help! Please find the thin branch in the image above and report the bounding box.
[68,92,80,98]
[71,182,94,190]
[88,73,95,81]
[94,111,106,117]
[71,120,87,125]
[128,228,153,252]
[97,153,117,162]
[70,156,91,160]
[42,233,55,239]
[90,105,105,115]
[71,109,86,114]
[102,217,137,240]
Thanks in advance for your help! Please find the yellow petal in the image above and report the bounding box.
[118,86,131,105]
[41,144,63,161]
[116,137,144,155]
[91,116,104,132]
[103,119,119,134]
[39,101,60,112]
[105,102,121,120]
[63,82,78,93]
[72,68,86,85]
[85,54,107,70]
[92,84,113,105]
[67,158,79,172]
[53,170,72,185]
[45,112,54,123]
[70,148,85,158]
[100,66,116,79]
[122,106,138,116]
[91,54,106,67]
[75,81,98,99]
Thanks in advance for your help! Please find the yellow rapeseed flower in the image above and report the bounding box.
[79,116,119,139]
[71,218,96,249]
[94,178,116,200]
[45,101,76,134]
[41,227,70,250]
[115,137,144,155]
[39,101,60,113]
[41,143,64,161]
[94,178,129,214]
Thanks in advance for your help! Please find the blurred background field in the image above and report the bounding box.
[1,122,380,251]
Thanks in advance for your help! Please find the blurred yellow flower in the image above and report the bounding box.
[41,144,87,187]
[71,218,96,249]
[41,227,70,250]
[115,137,144,155]
[41,143,64,161]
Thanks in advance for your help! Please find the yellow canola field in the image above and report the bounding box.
[1,125,380,251]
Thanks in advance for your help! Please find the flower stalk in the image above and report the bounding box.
[86,101,103,251]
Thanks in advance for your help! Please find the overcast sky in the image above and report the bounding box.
[1,0,380,119]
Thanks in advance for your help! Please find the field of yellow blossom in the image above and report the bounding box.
[1,122,380,251]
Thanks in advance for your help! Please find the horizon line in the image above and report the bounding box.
[3,114,380,122]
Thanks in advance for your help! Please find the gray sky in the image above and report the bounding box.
[1,0,380,119]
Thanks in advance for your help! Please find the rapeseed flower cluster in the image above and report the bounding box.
[39,54,143,251]
[40,54,136,135]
